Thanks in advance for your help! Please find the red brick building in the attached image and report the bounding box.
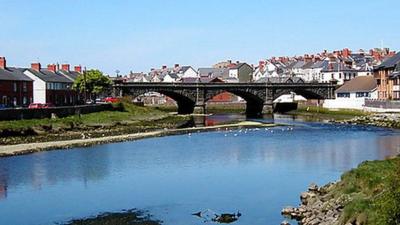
[373,52,400,100]
[0,57,33,107]
[23,63,80,106]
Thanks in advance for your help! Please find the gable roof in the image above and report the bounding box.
[0,67,32,81]
[26,69,73,83]
[321,62,356,72]
[336,76,377,93]
[230,63,251,70]
[58,70,81,81]
[374,52,400,70]
[198,68,229,78]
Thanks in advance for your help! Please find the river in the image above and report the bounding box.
[0,114,399,225]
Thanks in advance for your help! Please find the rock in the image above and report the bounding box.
[281,220,290,225]
[308,183,319,192]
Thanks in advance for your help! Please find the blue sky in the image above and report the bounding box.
[0,0,399,75]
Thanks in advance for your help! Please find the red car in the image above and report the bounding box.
[28,103,55,109]
[103,97,120,103]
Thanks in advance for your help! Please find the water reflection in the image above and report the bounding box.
[0,115,399,225]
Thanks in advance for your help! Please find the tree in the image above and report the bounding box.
[73,69,112,103]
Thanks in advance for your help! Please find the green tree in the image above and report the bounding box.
[73,69,112,103]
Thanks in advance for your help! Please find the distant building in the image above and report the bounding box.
[228,63,253,82]
[389,62,400,100]
[373,52,400,100]
[0,57,33,107]
[320,62,358,85]
[324,76,377,110]
[24,63,79,106]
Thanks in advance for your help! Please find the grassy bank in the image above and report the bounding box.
[0,102,190,145]
[316,157,400,225]
[287,105,371,121]
[334,157,400,225]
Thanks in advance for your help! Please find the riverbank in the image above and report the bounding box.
[337,113,400,129]
[287,106,370,120]
[282,157,400,225]
[0,121,277,157]
[0,102,191,145]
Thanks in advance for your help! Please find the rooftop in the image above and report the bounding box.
[336,76,377,93]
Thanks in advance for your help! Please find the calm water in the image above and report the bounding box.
[0,115,399,225]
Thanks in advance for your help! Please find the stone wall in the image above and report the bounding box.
[0,104,114,121]
[365,99,400,109]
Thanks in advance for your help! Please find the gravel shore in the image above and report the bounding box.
[0,121,276,157]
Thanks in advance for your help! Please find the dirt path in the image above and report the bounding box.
[0,121,277,157]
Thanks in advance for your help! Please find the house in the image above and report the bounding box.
[198,68,229,80]
[173,65,198,78]
[253,61,270,81]
[161,72,180,82]
[127,72,150,82]
[309,60,329,82]
[228,63,253,82]
[373,52,400,100]
[323,76,377,110]
[389,62,400,100]
[320,62,358,85]
[23,63,79,106]
[0,57,33,107]
[58,64,82,82]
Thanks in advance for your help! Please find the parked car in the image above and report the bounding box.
[28,103,55,109]
[28,103,43,109]
[42,103,55,108]
[103,97,120,103]
[0,104,8,109]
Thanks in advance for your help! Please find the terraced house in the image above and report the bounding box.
[373,52,400,100]
[23,63,80,106]
[0,57,33,107]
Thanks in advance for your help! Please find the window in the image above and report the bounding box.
[356,92,369,98]
[13,97,17,106]
[23,82,27,92]
[23,96,27,105]
[377,79,381,85]
[13,82,17,92]
[337,93,350,98]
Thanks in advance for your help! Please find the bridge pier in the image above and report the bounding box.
[262,101,275,114]
[193,104,206,115]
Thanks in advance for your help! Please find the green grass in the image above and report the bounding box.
[0,102,167,131]
[295,105,370,117]
[332,157,400,225]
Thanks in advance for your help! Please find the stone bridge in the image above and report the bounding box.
[113,82,336,116]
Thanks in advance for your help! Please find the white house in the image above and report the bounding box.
[176,66,198,78]
[323,76,377,110]
[23,63,78,105]
[320,62,358,85]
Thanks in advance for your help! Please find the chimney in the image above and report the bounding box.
[227,60,232,64]
[0,57,6,69]
[47,64,57,72]
[343,48,350,58]
[62,64,70,71]
[174,64,180,68]
[31,62,41,71]
[162,65,167,70]
[236,60,240,64]
[74,65,82,73]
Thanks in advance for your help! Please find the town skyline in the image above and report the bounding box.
[1,0,400,74]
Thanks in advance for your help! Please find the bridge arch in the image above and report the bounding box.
[125,89,196,114]
[204,89,265,117]
[272,88,328,102]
